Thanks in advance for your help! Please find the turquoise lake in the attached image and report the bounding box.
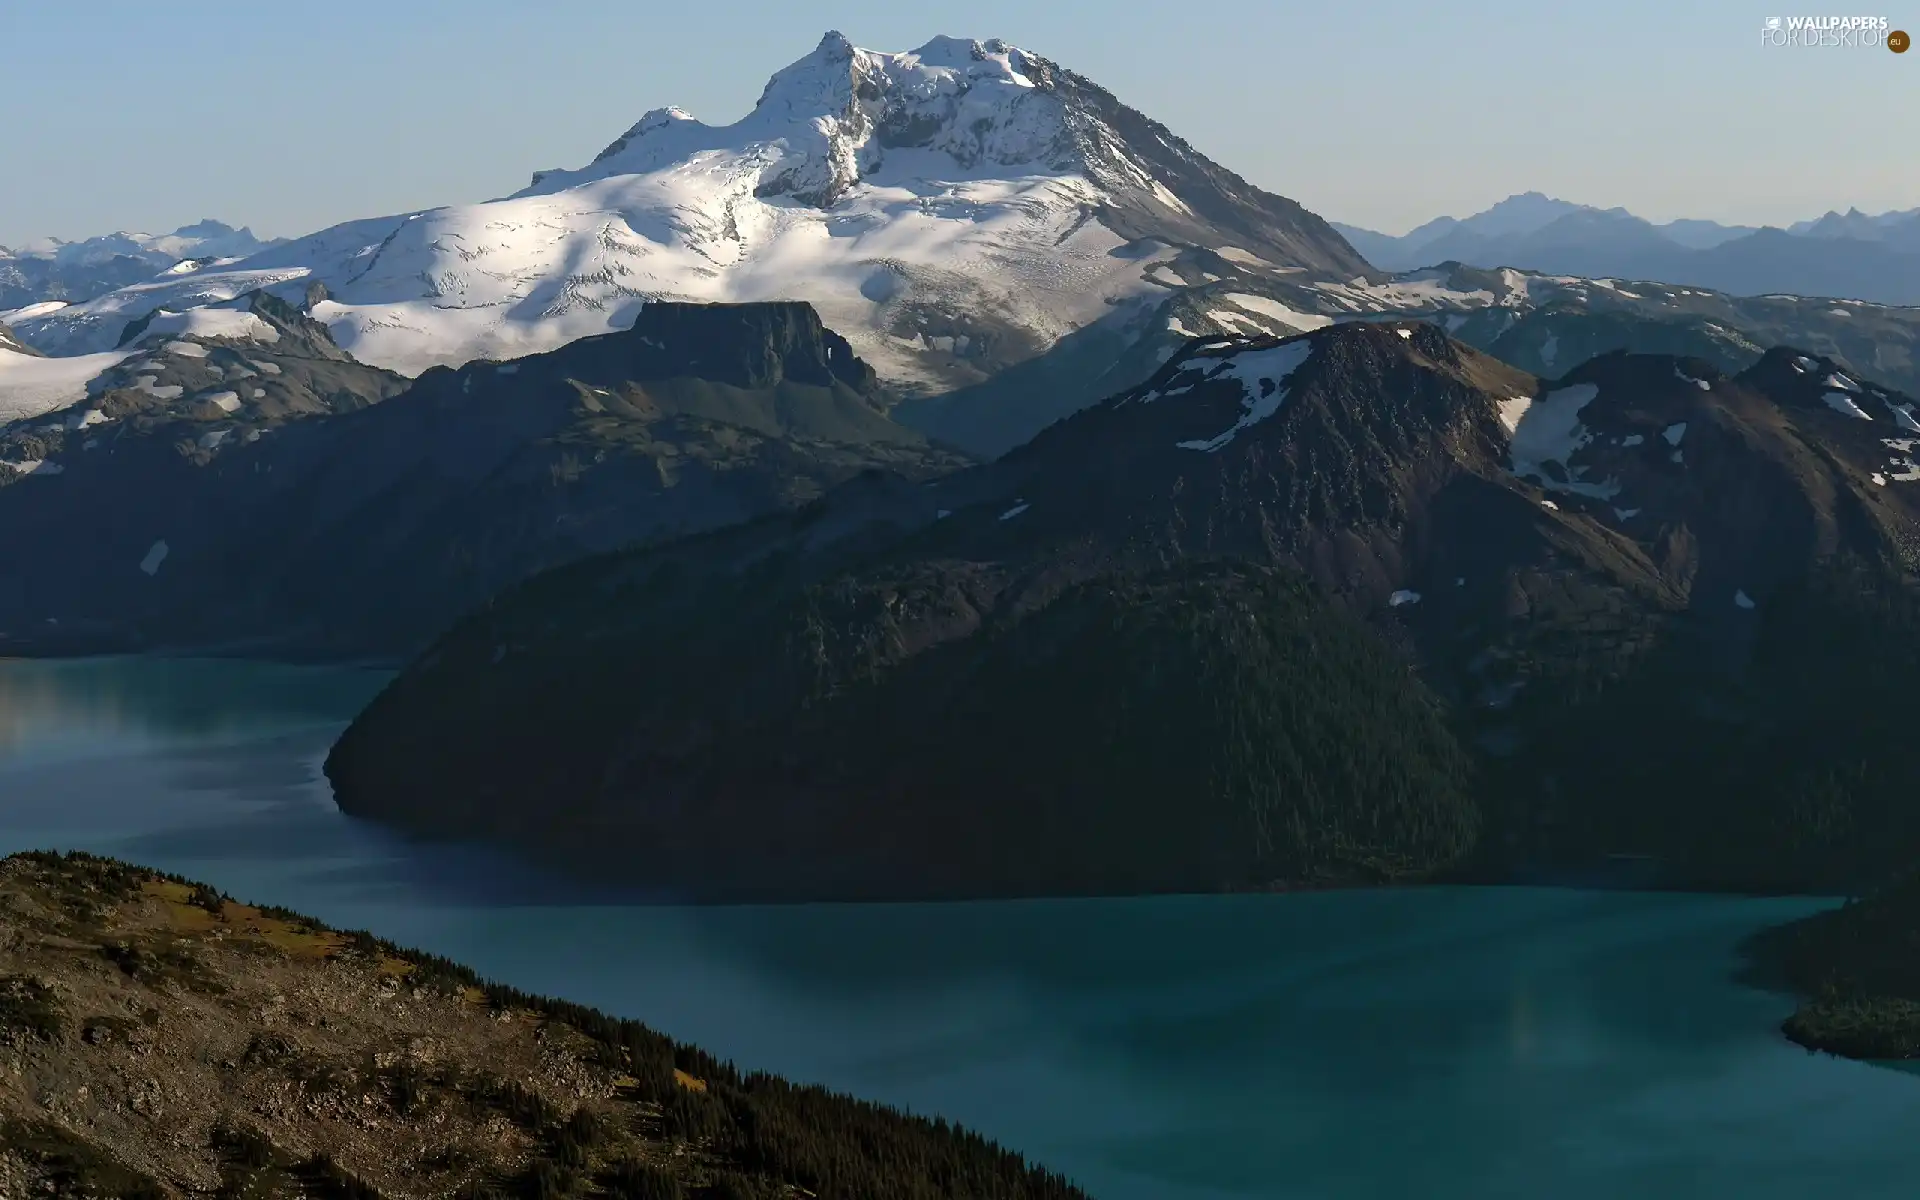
[2,655,1916,1199]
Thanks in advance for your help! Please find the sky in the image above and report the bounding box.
[1,0,1915,246]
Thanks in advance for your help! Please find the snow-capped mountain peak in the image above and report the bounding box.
[6,34,1366,397]
[526,32,1086,206]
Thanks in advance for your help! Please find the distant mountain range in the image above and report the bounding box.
[1334,193,1920,306]
[0,220,279,313]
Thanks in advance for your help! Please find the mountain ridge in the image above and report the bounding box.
[1337,193,1920,305]
[325,319,1920,900]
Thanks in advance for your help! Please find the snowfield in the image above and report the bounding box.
[0,348,136,424]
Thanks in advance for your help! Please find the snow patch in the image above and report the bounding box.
[1206,309,1258,334]
[136,307,280,345]
[1507,383,1619,499]
[0,346,137,423]
[139,540,169,576]
[1662,422,1687,445]
[1220,293,1332,332]
[1890,403,1920,434]
[1824,392,1873,420]
[1388,589,1421,607]
[0,300,71,324]
[163,340,208,358]
[1734,590,1756,610]
[1824,373,1859,392]
[1215,247,1269,267]
[204,391,241,413]
[0,459,62,476]
[998,501,1029,520]
[1884,439,1920,482]
[1673,367,1710,390]
[1167,341,1314,453]
[1497,397,1533,434]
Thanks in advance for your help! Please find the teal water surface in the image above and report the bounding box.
[1,656,1915,1200]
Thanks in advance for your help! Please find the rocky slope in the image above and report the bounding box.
[0,301,966,659]
[326,320,1920,900]
[0,850,1084,1199]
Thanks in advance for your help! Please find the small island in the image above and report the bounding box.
[0,851,1087,1199]
[1746,870,1920,1061]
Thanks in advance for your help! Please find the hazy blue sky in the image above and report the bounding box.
[2,0,1913,245]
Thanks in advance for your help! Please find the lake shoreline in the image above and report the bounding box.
[4,652,1911,1200]
[0,652,1891,1095]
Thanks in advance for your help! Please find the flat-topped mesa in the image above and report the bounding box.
[601,300,879,392]
[412,300,884,399]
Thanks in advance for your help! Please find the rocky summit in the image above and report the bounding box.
[325,318,1920,901]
